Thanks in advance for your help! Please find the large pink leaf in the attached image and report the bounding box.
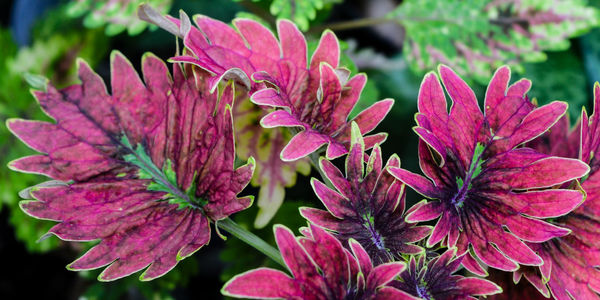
[9,52,254,281]
[515,82,600,299]
[139,7,392,161]
[389,65,589,274]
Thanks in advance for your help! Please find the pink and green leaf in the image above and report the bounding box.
[390,65,589,274]
[9,52,254,281]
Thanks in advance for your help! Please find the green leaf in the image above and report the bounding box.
[391,0,600,83]
[23,73,48,92]
[237,0,341,31]
[66,0,174,36]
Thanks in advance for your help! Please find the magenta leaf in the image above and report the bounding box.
[301,122,430,264]
[9,52,255,281]
[389,65,589,273]
[392,249,502,299]
[514,82,600,299]
[222,223,413,299]
[141,7,392,161]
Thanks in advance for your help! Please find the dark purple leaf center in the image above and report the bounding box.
[416,279,434,300]
[362,212,386,251]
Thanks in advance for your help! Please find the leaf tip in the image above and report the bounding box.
[23,73,49,92]
[350,121,364,147]
[36,232,54,243]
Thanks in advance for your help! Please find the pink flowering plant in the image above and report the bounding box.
[4,1,600,299]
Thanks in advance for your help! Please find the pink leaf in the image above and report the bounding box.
[153,12,391,160]
[11,52,254,281]
[391,65,589,275]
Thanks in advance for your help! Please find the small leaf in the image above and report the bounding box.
[71,0,174,36]
[269,0,341,31]
[23,73,49,92]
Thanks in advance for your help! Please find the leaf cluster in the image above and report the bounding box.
[391,0,599,83]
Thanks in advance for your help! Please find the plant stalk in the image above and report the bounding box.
[309,17,392,34]
[217,217,285,268]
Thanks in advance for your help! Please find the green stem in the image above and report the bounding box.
[309,16,392,34]
[217,218,285,267]
[308,14,459,34]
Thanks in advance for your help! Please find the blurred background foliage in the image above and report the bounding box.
[1,0,599,298]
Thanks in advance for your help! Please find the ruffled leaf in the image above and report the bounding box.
[517,82,600,299]
[390,65,588,273]
[142,9,392,161]
[392,0,599,83]
[9,52,254,281]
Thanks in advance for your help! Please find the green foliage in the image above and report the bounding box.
[233,0,341,31]
[0,8,108,253]
[66,0,173,36]
[270,0,340,31]
[391,0,599,83]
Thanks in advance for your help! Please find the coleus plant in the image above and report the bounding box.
[392,249,501,299]
[141,7,392,161]
[222,223,413,299]
[9,52,256,281]
[6,4,600,299]
[392,0,599,83]
[388,66,590,274]
[139,5,393,226]
[504,84,600,299]
[300,122,431,264]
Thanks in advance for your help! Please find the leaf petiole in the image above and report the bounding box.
[217,218,285,268]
